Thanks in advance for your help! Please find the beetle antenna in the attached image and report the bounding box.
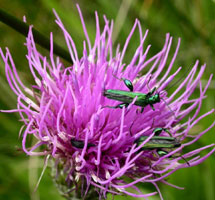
[165,64,193,92]
[180,155,190,167]
[112,73,121,81]
[160,97,177,119]
[146,74,153,92]
[129,114,140,136]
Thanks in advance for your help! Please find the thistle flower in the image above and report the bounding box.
[0,5,215,200]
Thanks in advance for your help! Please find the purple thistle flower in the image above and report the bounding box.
[0,5,215,200]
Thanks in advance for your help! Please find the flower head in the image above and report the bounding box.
[1,5,215,199]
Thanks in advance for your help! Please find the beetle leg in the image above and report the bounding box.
[140,107,144,113]
[122,78,134,92]
[102,103,129,109]
[116,103,129,109]
[150,104,155,111]
[112,74,133,92]
[163,128,173,137]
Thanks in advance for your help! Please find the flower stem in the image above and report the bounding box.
[0,8,72,63]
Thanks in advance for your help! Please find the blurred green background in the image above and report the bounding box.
[0,0,215,200]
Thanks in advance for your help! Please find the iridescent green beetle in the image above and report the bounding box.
[103,76,160,111]
[134,128,189,165]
